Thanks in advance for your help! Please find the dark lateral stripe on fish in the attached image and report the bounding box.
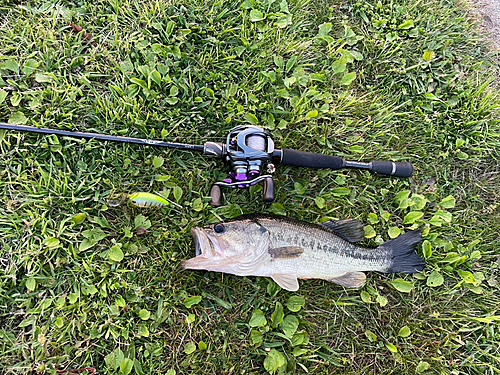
[269,228,384,262]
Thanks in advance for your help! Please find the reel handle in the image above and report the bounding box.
[262,177,274,203]
[209,185,223,207]
[209,177,275,207]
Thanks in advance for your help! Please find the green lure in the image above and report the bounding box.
[129,192,170,208]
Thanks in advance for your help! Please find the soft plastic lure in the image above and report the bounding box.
[129,192,170,208]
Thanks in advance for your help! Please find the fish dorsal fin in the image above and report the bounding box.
[271,273,299,291]
[328,271,366,288]
[319,219,365,243]
[269,246,304,260]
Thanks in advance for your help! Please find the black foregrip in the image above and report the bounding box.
[370,161,413,178]
[280,149,346,169]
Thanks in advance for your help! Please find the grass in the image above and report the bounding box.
[0,0,499,374]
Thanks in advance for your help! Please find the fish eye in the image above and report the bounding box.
[214,224,225,233]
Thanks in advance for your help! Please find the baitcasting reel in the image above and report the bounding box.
[0,122,414,207]
[204,125,276,207]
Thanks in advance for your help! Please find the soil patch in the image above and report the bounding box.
[469,0,500,49]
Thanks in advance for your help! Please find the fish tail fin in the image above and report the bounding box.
[379,229,426,273]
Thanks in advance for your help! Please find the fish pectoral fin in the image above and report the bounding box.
[269,246,304,260]
[271,273,299,291]
[319,219,365,243]
[328,271,366,288]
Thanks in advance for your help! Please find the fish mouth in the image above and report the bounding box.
[180,227,220,270]
[192,227,214,257]
[193,227,202,257]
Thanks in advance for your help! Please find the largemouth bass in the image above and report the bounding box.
[180,214,425,291]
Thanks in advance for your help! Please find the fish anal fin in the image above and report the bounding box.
[319,219,365,243]
[269,246,304,260]
[328,271,366,288]
[271,273,299,291]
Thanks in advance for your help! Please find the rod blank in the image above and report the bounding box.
[0,123,204,152]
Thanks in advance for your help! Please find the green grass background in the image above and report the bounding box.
[0,0,499,374]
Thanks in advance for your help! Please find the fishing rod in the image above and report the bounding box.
[0,122,413,206]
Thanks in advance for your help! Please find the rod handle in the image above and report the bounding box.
[279,149,346,169]
[278,148,413,178]
[369,161,413,178]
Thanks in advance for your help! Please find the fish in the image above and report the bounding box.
[180,214,425,291]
